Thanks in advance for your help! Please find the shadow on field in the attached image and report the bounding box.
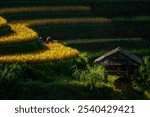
[0,81,148,100]
[67,40,150,57]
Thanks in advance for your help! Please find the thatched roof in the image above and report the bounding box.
[94,47,143,65]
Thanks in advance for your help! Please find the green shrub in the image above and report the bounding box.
[0,63,47,82]
[133,56,150,91]
[74,53,89,69]
[0,64,23,99]
[72,61,104,91]
[20,64,45,81]
[72,53,89,80]
[0,64,22,81]
[86,65,105,90]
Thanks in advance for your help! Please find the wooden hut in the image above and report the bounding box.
[94,47,143,79]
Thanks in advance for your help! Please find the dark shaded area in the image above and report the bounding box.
[92,1,150,17]
[67,40,150,57]
[0,40,44,55]
[0,25,12,36]
[0,0,150,17]
[1,0,150,41]
[0,61,149,100]
[2,12,95,21]
[0,81,148,100]
[31,21,150,40]
[0,0,150,18]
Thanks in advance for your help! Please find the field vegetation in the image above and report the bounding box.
[24,17,111,26]
[0,16,79,63]
[0,6,91,14]
[0,0,150,99]
[0,43,79,63]
[0,16,11,36]
[0,55,149,99]
[0,23,38,44]
[0,40,43,54]
[0,16,7,26]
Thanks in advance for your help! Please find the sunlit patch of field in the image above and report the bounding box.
[0,16,7,26]
[0,23,38,44]
[0,6,91,14]
[0,43,79,63]
[15,17,112,26]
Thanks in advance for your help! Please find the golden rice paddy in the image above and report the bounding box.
[0,16,79,63]
[0,16,7,26]
[0,23,38,44]
[0,43,79,63]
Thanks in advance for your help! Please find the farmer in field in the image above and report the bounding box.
[45,36,52,44]
[39,37,44,42]
[45,36,58,43]
[38,37,44,46]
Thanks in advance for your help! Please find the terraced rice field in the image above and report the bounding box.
[23,17,111,25]
[0,0,150,58]
[0,23,38,44]
[0,16,79,63]
[0,0,150,100]
[0,6,91,14]
[0,42,79,63]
